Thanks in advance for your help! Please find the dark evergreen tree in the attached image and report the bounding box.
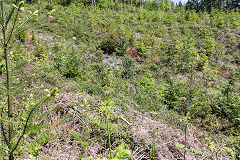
[186,0,239,12]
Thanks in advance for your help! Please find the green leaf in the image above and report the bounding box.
[19,7,24,12]
[12,4,17,9]
[18,1,24,7]
[48,9,55,15]
[173,141,185,149]
[33,10,39,16]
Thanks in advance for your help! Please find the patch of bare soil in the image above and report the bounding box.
[124,108,230,160]
[36,92,96,160]
[33,93,230,160]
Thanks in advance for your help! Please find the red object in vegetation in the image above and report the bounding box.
[148,56,160,63]
[126,47,140,58]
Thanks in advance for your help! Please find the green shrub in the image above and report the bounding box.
[122,56,136,78]
[73,22,93,44]
[180,25,191,35]
[229,10,240,28]
[162,12,175,25]
[96,0,108,9]
[196,53,209,71]
[100,38,118,55]
[100,35,128,56]
[211,11,225,28]
[115,38,129,56]
[138,70,155,95]
[197,27,213,38]
[45,3,54,10]
[136,8,147,20]
[226,34,238,55]
[185,10,199,23]
[235,55,240,65]
[158,0,173,11]
[12,45,35,63]
[189,92,212,119]
[16,29,27,43]
[55,0,74,6]
[215,72,240,120]
[35,43,50,61]
[164,79,185,113]
[135,41,147,57]
[144,1,158,11]
[54,42,85,78]
[176,11,185,23]
[201,36,216,56]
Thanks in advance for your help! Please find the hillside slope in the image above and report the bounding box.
[0,1,239,159]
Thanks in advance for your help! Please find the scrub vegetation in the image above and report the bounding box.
[0,0,239,159]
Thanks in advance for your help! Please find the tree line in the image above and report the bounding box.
[185,0,240,12]
[23,0,239,12]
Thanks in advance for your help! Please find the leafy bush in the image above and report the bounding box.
[112,142,131,159]
[115,38,129,56]
[164,79,185,112]
[185,10,200,23]
[55,0,74,6]
[135,41,147,57]
[73,22,93,44]
[100,36,128,56]
[197,27,213,38]
[162,12,175,25]
[15,29,27,43]
[54,42,85,78]
[12,45,35,63]
[200,36,216,56]
[158,0,173,11]
[144,1,158,11]
[96,0,108,9]
[214,71,240,121]
[122,56,136,78]
[100,38,118,55]
[196,53,209,71]
[210,11,226,29]
[35,43,50,61]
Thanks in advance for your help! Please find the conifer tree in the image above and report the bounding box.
[0,1,57,159]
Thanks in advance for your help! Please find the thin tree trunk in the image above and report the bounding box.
[1,1,13,158]
[165,0,168,12]
[121,0,124,10]
[3,25,14,160]
[1,1,15,159]
[121,0,122,10]
[9,152,14,160]
[108,0,111,9]
[4,43,13,147]
[4,31,14,160]
[39,0,41,10]
[210,0,212,11]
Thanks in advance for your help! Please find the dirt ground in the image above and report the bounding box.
[33,93,231,160]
